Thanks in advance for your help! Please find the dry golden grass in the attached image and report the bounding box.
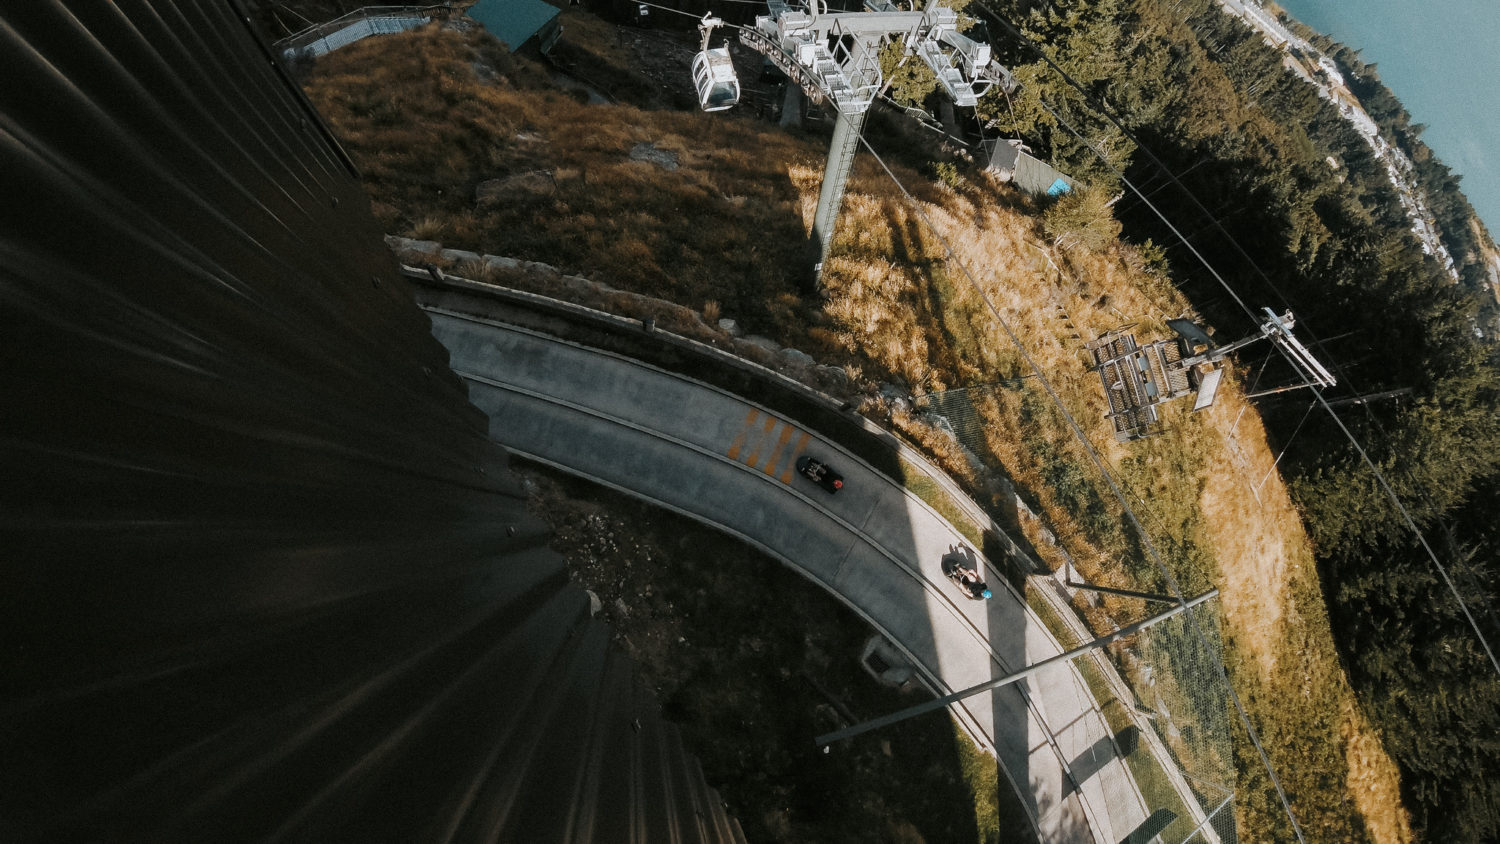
[821,156,1409,841]
[1191,380,1412,844]
[304,20,1409,842]
[305,25,823,339]
[1195,382,1301,677]
[1341,699,1415,844]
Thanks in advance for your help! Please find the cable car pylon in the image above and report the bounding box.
[705,0,1014,276]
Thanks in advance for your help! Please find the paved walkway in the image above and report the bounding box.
[425,306,1150,843]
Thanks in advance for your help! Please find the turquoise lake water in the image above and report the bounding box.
[1271,0,1500,233]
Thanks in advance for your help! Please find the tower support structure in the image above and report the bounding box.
[735,1,1014,278]
[813,108,869,269]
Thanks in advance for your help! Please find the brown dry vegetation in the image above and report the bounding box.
[303,21,1409,842]
[304,25,823,341]
[823,169,1412,843]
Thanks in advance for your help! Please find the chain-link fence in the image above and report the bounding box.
[919,380,1240,843]
[1022,566,1237,843]
[1128,608,1237,843]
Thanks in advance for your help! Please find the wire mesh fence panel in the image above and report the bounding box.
[1122,607,1237,843]
[1015,556,1237,844]
[921,386,989,449]
[1047,597,1237,844]
[1134,611,1233,787]
[1203,795,1239,844]
[917,373,1246,840]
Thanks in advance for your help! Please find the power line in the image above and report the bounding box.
[1254,401,1315,496]
[851,132,1309,844]
[971,0,1441,457]
[1247,349,1275,394]
[978,3,1500,684]
[632,0,753,24]
[698,0,1491,830]
[630,0,688,17]
[1311,393,1500,671]
[973,1,1376,398]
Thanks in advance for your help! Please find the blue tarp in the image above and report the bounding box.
[468,0,560,51]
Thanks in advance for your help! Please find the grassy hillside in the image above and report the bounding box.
[302,20,1408,841]
[971,0,1500,836]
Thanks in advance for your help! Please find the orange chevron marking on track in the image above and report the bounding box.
[727,408,758,461]
[742,412,778,468]
[763,423,796,476]
[726,410,810,485]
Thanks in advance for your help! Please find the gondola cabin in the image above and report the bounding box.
[691,46,740,111]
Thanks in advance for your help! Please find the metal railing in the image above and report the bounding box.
[274,5,449,61]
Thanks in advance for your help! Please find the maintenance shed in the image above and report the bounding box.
[469,0,562,53]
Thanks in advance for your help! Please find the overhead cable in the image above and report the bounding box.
[1022,51,1500,683]
[852,132,1310,844]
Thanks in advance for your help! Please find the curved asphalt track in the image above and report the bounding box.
[424,306,1149,843]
